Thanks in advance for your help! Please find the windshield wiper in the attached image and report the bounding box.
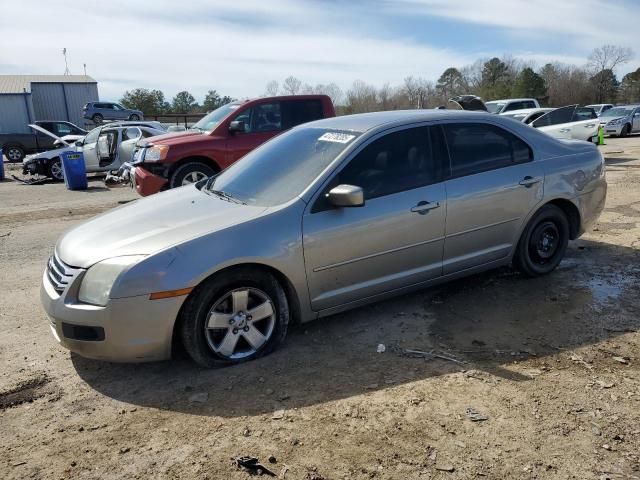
[208,189,246,205]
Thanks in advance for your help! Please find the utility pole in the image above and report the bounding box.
[62,48,71,75]
[83,63,87,76]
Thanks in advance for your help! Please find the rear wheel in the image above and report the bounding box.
[514,205,569,277]
[620,124,631,137]
[169,161,216,188]
[180,268,289,368]
[5,145,24,162]
[47,158,64,181]
[129,114,140,121]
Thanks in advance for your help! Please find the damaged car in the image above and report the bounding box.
[42,110,606,367]
[23,122,165,181]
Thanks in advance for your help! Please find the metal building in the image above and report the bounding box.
[0,75,99,133]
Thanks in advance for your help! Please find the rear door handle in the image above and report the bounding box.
[411,201,440,214]
[559,128,571,133]
[519,176,541,187]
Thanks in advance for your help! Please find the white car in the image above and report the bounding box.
[22,123,165,181]
[585,104,614,117]
[502,106,599,142]
[485,98,540,114]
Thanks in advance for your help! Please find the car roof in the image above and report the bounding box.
[299,109,503,134]
[485,98,537,104]
[500,108,553,115]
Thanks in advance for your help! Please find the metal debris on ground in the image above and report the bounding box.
[376,343,386,353]
[234,456,276,477]
[465,407,489,422]
[392,345,466,365]
[11,174,51,185]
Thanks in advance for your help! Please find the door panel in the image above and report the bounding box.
[633,110,640,131]
[303,184,446,310]
[444,163,544,273]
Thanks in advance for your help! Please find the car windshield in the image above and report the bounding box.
[485,102,505,114]
[204,127,360,206]
[601,107,633,117]
[191,103,241,132]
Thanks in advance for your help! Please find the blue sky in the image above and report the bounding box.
[1,0,639,102]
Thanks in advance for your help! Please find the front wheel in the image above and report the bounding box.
[47,158,64,181]
[5,145,24,162]
[180,268,289,368]
[620,124,631,138]
[514,205,569,277]
[129,114,140,121]
[169,161,216,188]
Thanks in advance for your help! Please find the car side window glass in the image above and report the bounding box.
[532,106,575,127]
[281,99,324,130]
[56,123,73,135]
[246,102,281,133]
[122,127,141,140]
[333,126,438,201]
[573,108,597,121]
[83,128,100,144]
[443,123,532,178]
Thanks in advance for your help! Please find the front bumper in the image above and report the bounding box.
[134,166,168,197]
[601,122,624,135]
[41,267,184,362]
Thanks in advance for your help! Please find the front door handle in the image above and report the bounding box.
[519,176,541,187]
[559,128,571,133]
[411,201,440,214]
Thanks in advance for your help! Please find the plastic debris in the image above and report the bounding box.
[465,407,488,422]
[376,344,386,353]
[234,456,276,476]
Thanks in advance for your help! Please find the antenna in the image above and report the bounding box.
[62,48,71,75]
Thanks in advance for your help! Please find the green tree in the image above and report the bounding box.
[436,67,466,99]
[480,57,511,99]
[590,69,618,103]
[120,88,167,115]
[619,67,640,103]
[512,67,547,101]
[203,90,235,112]
[171,91,197,113]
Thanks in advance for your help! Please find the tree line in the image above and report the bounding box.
[120,45,640,115]
[120,89,235,115]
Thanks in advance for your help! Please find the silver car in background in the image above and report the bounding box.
[41,110,606,367]
[599,105,640,137]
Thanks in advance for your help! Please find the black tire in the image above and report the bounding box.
[169,161,216,188]
[92,114,103,125]
[514,204,569,277]
[129,114,140,121]
[47,157,64,181]
[620,124,631,138]
[180,267,289,368]
[5,145,24,162]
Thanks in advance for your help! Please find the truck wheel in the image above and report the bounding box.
[129,114,140,121]
[5,145,24,162]
[92,114,103,125]
[620,124,631,138]
[170,162,216,188]
[47,158,64,181]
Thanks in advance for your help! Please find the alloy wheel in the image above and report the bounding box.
[7,148,22,161]
[50,160,63,180]
[181,171,208,185]
[204,288,276,359]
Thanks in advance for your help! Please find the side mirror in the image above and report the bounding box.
[75,140,83,146]
[326,184,364,208]
[229,120,246,133]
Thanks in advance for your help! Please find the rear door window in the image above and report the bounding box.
[443,123,533,178]
[573,108,597,121]
[240,102,282,133]
[531,105,576,128]
[281,99,324,129]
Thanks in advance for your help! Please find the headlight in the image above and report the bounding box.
[608,119,622,125]
[78,256,146,306]
[144,145,169,162]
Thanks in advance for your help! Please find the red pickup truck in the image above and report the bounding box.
[131,95,335,196]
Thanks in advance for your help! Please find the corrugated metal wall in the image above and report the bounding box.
[0,94,33,133]
[30,82,99,127]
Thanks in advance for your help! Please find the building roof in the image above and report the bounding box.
[0,75,97,94]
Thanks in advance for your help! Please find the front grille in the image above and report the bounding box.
[47,253,79,294]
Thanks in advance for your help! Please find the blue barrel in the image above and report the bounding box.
[61,151,87,190]
[0,148,5,181]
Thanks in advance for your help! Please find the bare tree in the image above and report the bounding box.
[346,80,378,113]
[281,76,302,95]
[588,45,633,73]
[264,80,279,97]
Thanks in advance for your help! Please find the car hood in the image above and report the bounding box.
[140,130,206,146]
[24,145,76,163]
[601,116,626,123]
[57,185,267,268]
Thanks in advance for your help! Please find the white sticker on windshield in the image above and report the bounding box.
[319,132,355,144]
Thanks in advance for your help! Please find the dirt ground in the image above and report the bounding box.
[1,137,639,480]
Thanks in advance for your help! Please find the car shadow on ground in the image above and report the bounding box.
[72,239,640,418]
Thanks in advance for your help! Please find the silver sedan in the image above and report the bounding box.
[41,110,607,367]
